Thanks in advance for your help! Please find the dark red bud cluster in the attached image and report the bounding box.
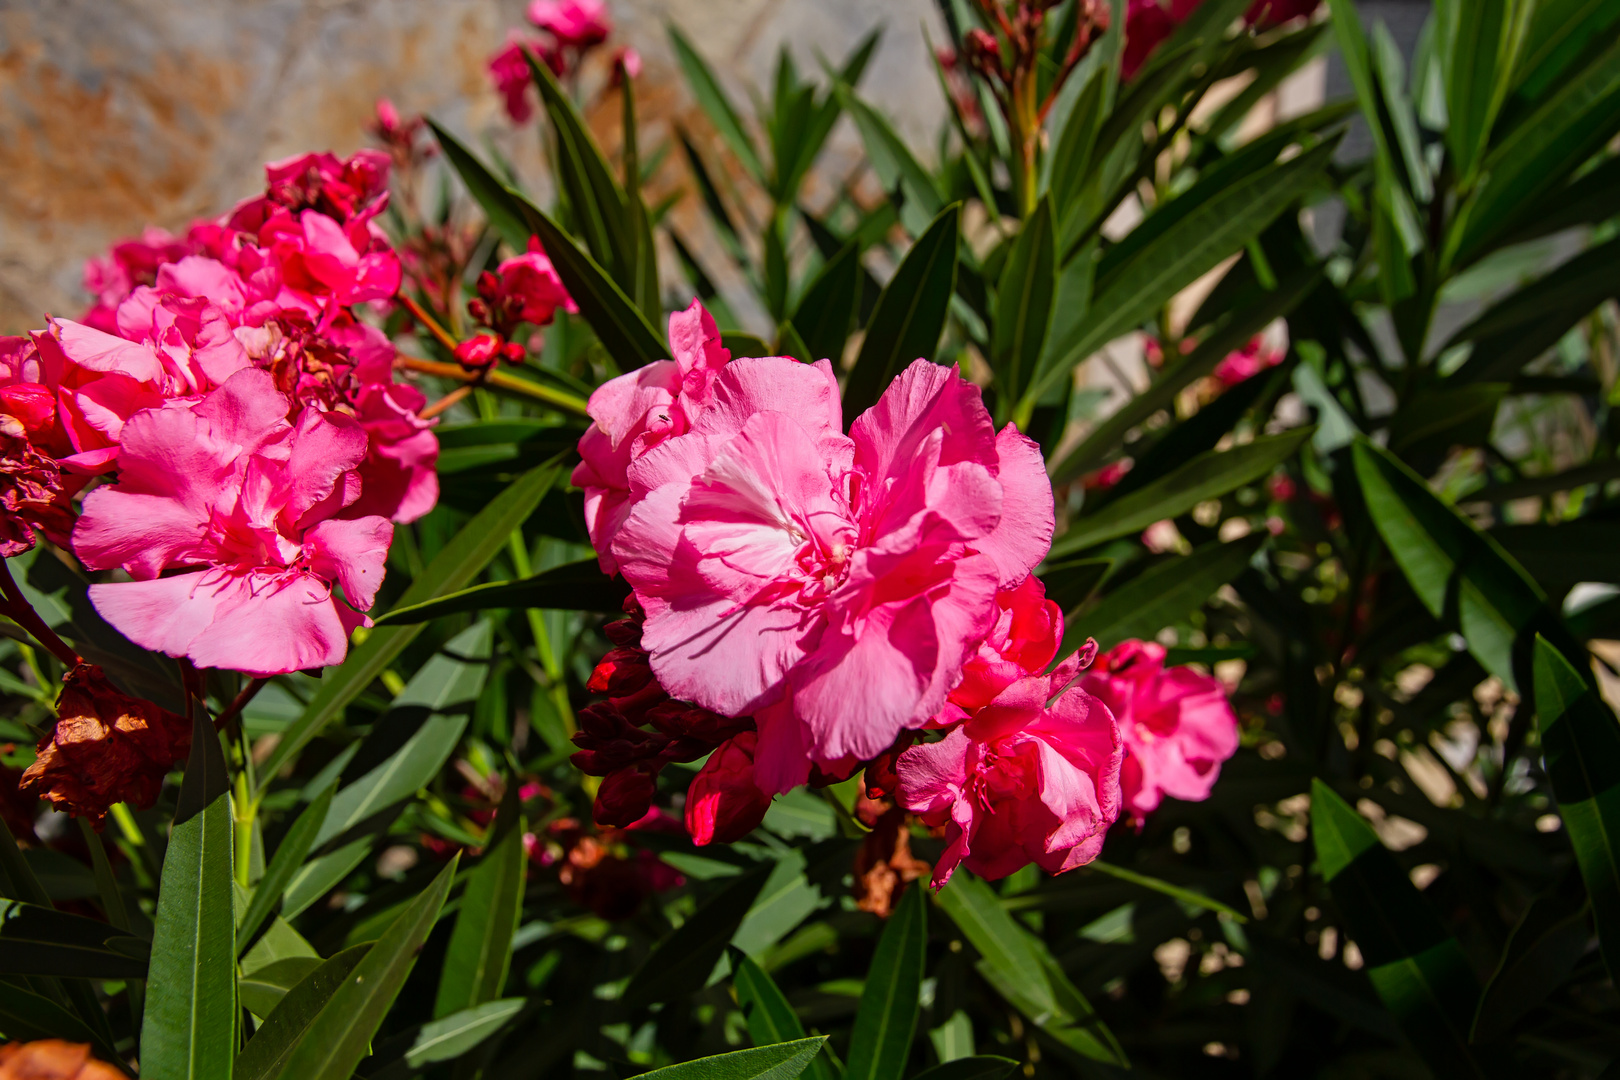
[572,598,756,827]
[453,330,525,370]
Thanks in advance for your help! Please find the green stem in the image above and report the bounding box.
[1087,859,1249,922]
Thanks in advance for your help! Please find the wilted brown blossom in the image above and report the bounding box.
[0,1040,124,1079]
[0,413,75,558]
[19,664,191,825]
[852,796,931,918]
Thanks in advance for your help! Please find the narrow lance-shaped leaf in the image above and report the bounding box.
[237,783,334,955]
[991,196,1056,407]
[842,204,961,422]
[1532,635,1620,983]
[844,883,927,1080]
[1351,439,1577,691]
[234,945,370,1080]
[375,557,631,626]
[632,1037,830,1080]
[669,24,765,182]
[434,779,527,1018]
[1051,429,1312,557]
[731,949,835,1080]
[834,84,946,237]
[271,858,459,1080]
[142,705,236,1080]
[364,999,527,1080]
[254,460,560,798]
[910,1059,1021,1080]
[1310,779,1486,1080]
[791,241,861,365]
[625,863,773,1006]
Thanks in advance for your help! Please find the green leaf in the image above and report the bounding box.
[1041,557,1112,615]
[142,706,236,1080]
[424,118,528,251]
[1351,439,1572,691]
[1446,234,1620,383]
[514,198,671,372]
[909,1058,1020,1080]
[0,900,149,979]
[1472,868,1590,1037]
[1026,139,1336,413]
[1051,429,1311,557]
[992,197,1056,405]
[525,47,635,284]
[429,124,668,371]
[365,999,526,1080]
[234,945,369,1080]
[270,858,458,1080]
[731,852,820,959]
[843,204,961,421]
[1046,67,1105,216]
[1050,270,1318,484]
[791,241,861,365]
[834,85,945,237]
[0,978,123,1066]
[1532,635,1620,982]
[633,1037,830,1080]
[669,24,765,182]
[732,950,835,1080]
[934,872,1125,1066]
[1440,0,1527,185]
[374,558,629,625]
[1067,534,1265,656]
[255,461,560,798]
[1454,34,1620,265]
[722,332,774,359]
[238,784,334,954]
[239,957,322,1018]
[434,780,526,1018]
[844,883,927,1080]
[1309,780,1486,1080]
[626,863,773,1006]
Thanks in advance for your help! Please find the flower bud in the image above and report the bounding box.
[453,332,505,369]
[684,732,772,845]
[594,765,659,827]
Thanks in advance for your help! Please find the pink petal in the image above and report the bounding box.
[304,516,392,611]
[976,425,1055,587]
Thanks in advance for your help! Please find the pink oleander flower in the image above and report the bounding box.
[490,36,555,123]
[571,300,738,575]
[950,575,1064,712]
[257,150,392,228]
[685,731,773,845]
[495,238,576,327]
[258,209,402,308]
[72,368,392,676]
[528,0,611,48]
[897,648,1123,887]
[1212,335,1284,388]
[1123,0,1176,80]
[1080,639,1240,818]
[82,227,197,334]
[611,47,642,83]
[609,350,1055,791]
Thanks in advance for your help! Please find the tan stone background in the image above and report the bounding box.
[0,0,947,333]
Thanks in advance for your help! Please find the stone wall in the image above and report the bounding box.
[0,0,945,332]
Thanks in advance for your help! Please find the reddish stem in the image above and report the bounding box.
[214,677,269,733]
[0,559,80,670]
[399,294,462,355]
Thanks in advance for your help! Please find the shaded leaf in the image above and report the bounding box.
[375,558,629,625]
[845,883,927,1080]
[635,1037,830,1080]
[1473,868,1591,1037]
[792,241,861,365]
[669,25,764,182]
[626,863,773,1006]
[1067,534,1265,655]
[365,999,526,1080]
[910,1057,1020,1080]
[732,950,835,1080]
[239,957,322,1019]
[255,461,560,798]
[843,204,961,422]
[1310,779,1485,1079]
[992,197,1056,405]
[434,780,526,1018]
[233,946,369,1080]
[238,783,334,955]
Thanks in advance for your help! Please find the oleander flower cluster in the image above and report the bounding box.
[0,150,439,677]
[573,300,1242,884]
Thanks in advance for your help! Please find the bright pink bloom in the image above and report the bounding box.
[490,36,545,123]
[256,150,392,228]
[1080,639,1239,817]
[528,0,611,47]
[1212,335,1284,387]
[496,238,576,326]
[571,300,740,574]
[72,368,392,677]
[82,228,197,333]
[898,649,1123,886]
[260,210,402,307]
[1123,0,1176,80]
[610,354,1055,789]
[950,575,1063,712]
[612,47,642,82]
[685,731,773,845]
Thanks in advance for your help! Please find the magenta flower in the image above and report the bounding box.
[897,649,1123,886]
[607,354,1054,790]
[949,574,1065,712]
[1122,0,1176,80]
[527,0,611,48]
[489,36,548,124]
[1079,639,1240,818]
[496,238,577,327]
[73,368,392,676]
[571,300,741,574]
[1211,335,1284,387]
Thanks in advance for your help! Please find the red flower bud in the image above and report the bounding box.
[453,332,505,369]
[594,765,660,828]
[685,732,772,845]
